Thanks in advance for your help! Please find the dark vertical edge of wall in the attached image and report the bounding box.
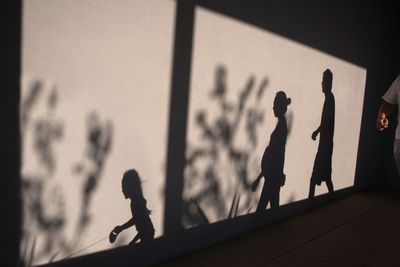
[163,0,195,236]
[0,1,22,266]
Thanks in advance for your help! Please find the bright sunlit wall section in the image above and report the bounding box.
[21,0,175,265]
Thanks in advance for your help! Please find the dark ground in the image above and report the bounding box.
[154,187,400,267]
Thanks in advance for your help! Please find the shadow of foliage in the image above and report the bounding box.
[20,79,113,266]
[72,112,113,247]
[183,66,268,227]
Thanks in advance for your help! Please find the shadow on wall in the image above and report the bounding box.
[43,190,343,267]
[109,169,155,246]
[252,91,291,212]
[26,62,341,267]
[21,3,358,264]
[20,79,113,266]
[183,65,269,227]
[308,69,335,199]
[72,112,113,248]
[21,81,65,266]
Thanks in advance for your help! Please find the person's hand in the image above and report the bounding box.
[129,233,140,246]
[280,174,286,187]
[376,115,389,131]
[252,178,260,192]
[311,130,319,140]
[129,238,139,246]
[109,225,122,243]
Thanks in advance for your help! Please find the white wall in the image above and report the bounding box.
[21,2,368,265]
[183,7,366,226]
[21,0,175,265]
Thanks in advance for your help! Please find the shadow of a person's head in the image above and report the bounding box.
[273,91,291,118]
[322,69,333,93]
[122,169,143,199]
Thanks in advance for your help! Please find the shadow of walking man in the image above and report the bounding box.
[308,69,335,199]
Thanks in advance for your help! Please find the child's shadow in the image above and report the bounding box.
[109,169,155,246]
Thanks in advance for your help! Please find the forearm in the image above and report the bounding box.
[255,172,263,183]
[129,233,140,245]
[120,218,135,230]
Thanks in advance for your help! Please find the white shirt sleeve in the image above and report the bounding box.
[383,74,400,105]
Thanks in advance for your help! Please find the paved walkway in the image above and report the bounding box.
[153,188,400,267]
